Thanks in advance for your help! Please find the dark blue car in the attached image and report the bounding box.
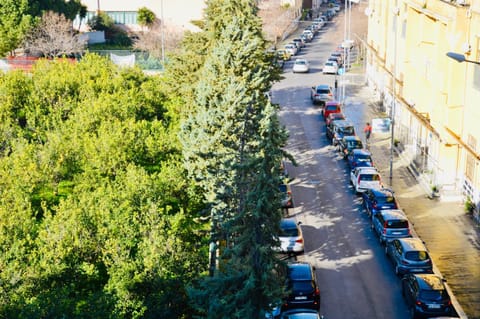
[362,188,399,217]
[347,149,373,168]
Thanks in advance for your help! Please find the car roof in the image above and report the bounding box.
[328,112,345,119]
[325,100,340,106]
[395,237,427,252]
[413,274,446,291]
[379,209,408,219]
[344,135,361,141]
[369,187,394,197]
[332,119,354,127]
[351,149,371,155]
[280,218,298,229]
[287,263,313,280]
[316,84,331,89]
[354,165,377,172]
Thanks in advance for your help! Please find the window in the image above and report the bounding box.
[465,134,477,181]
[386,220,408,228]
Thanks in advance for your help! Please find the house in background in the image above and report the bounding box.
[76,0,206,32]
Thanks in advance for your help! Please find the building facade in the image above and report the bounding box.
[78,0,206,31]
[365,0,480,219]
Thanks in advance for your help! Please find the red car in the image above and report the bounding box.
[323,101,342,120]
[325,112,346,126]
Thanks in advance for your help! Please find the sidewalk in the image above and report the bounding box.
[346,79,479,319]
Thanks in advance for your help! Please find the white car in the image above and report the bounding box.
[277,218,304,254]
[350,167,383,194]
[322,60,338,74]
[292,58,310,73]
[302,30,314,40]
[284,44,298,56]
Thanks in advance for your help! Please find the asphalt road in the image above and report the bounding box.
[272,6,415,319]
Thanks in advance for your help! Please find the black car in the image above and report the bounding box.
[362,188,399,218]
[402,273,454,318]
[326,120,355,145]
[338,135,363,158]
[282,262,321,311]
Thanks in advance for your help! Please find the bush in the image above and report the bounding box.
[88,11,114,31]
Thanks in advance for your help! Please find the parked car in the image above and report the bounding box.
[278,218,304,254]
[279,183,294,208]
[302,29,314,40]
[328,119,355,145]
[282,262,320,311]
[292,38,305,49]
[300,34,311,44]
[402,274,454,319]
[322,60,338,74]
[311,84,334,106]
[385,237,433,275]
[280,309,320,319]
[338,135,363,158]
[285,44,298,56]
[371,209,411,244]
[323,100,341,120]
[330,52,344,65]
[347,149,373,168]
[277,49,291,61]
[293,58,310,73]
[325,112,345,127]
[362,188,399,218]
[350,166,382,194]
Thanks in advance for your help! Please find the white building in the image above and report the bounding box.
[78,0,206,31]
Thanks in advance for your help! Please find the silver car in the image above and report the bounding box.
[371,209,412,244]
[385,237,433,275]
[310,84,334,106]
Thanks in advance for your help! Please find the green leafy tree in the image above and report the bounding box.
[180,0,289,317]
[0,0,33,56]
[88,11,114,31]
[137,7,156,29]
[0,54,206,318]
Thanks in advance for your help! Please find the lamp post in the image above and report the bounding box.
[389,5,400,182]
[446,52,480,65]
[161,0,165,66]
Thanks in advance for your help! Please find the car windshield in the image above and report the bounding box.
[296,60,306,65]
[356,154,371,161]
[290,280,315,294]
[347,141,362,148]
[385,220,408,228]
[280,226,298,237]
[378,196,396,204]
[317,88,330,94]
[340,126,355,135]
[419,289,448,301]
[360,174,380,181]
[326,105,338,110]
[405,251,429,261]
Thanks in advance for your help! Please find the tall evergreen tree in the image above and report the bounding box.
[181,0,289,317]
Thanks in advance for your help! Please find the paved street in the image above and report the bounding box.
[346,82,480,319]
[275,2,480,318]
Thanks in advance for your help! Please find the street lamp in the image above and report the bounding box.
[389,5,400,182]
[446,52,480,65]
